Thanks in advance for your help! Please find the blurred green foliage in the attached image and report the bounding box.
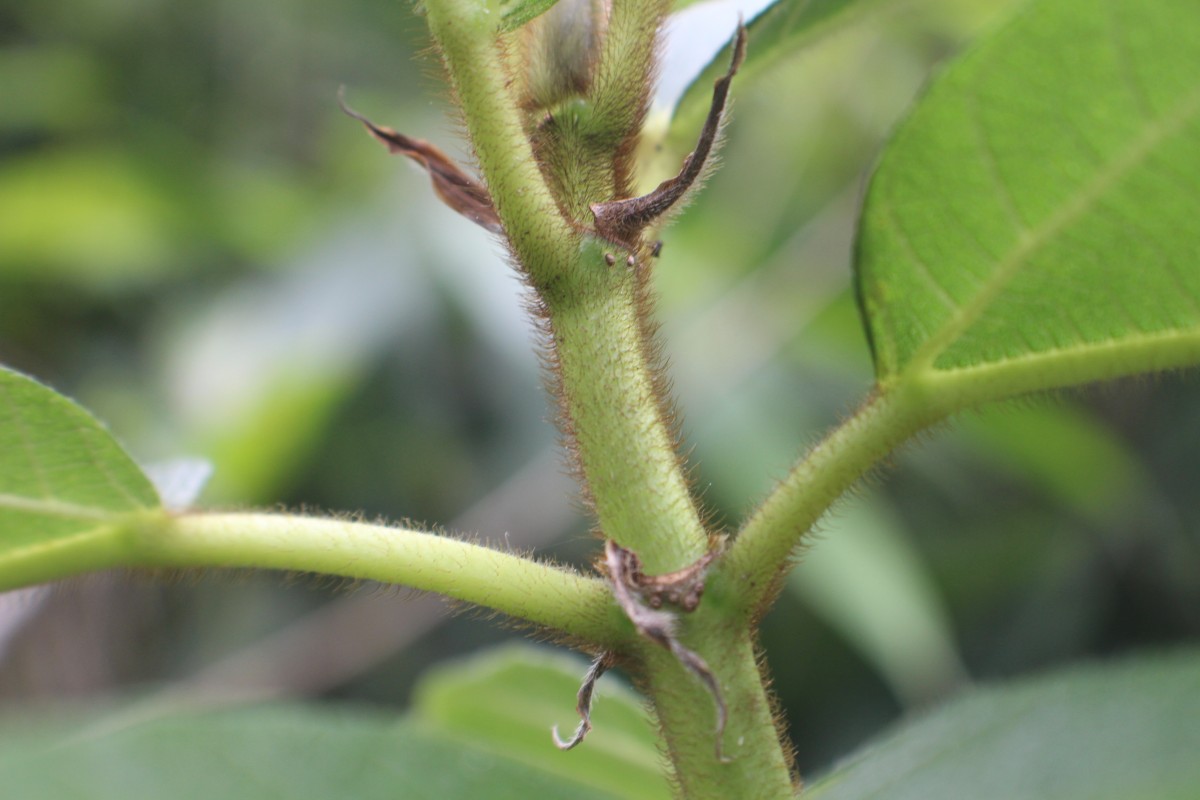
[1,0,1198,779]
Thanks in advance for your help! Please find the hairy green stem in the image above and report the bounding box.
[422,3,784,794]
[728,319,1200,616]
[915,327,1200,409]
[425,0,706,574]
[133,511,625,645]
[423,0,577,283]
[589,0,671,146]
[546,236,709,575]
[640,624,795,798]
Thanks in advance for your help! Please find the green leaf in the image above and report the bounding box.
[856,0,1200,407]
[0,366,159,589]
[500,0,562,32]
[413,645,670,800]
[807,650,1200,800]
[0,705,614,800]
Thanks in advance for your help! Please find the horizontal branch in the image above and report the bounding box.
[135,512,626,645]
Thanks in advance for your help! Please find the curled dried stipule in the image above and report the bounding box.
[590,23,747,247]
[553,652,613,750]
[604,540,731,762]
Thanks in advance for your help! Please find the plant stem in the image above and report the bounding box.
[640,623,796,798]
[422,0,577,284]
[424,0,707,575]
[422,5,786,795]
[589,0,671,148]
[133,511,626,645]
[724,384,940,617]
[546,236,710,574]
[915,327,1200,410]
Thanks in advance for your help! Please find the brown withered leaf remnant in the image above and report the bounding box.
[590,23,747,248]
[604,540,731,763]
[338,88,503,234]
[553,542,728,757]
[623,546,716,612]
[552,651,614,751]
[550,537,716,751]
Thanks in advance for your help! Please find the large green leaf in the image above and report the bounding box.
[857,0,1200,405]
[807,649,1200,800]
[0,705,613,800]
[413,645,670,799]
[0,367,159,589]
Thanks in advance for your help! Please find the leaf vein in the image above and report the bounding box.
[882,196,958,313]
[966,85,1028,235]
[1106,4,1155,120]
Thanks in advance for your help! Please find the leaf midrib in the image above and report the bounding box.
[917,325,1200,409]
[903,81,1200,380]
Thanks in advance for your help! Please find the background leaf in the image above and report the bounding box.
[954,403,1152,525]
[806,649,1200,800]
[856,0,1200,402]
[0,150,183,285]
[0,705,614,800]
[665,0,892,145]
[413,645,669,800]
[789,496,965,707]
[0,367,159,589]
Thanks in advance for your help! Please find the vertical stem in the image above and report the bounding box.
[546,236,709,575]
[423,0,577,284]
[640,624,796,798]
[589,0,672,147]
[425,1,708,575]
[423,4,793,795]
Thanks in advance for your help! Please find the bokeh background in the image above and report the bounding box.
[1,0,1198,776]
